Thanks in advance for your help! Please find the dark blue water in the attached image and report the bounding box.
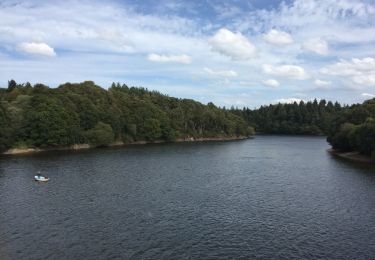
[1,136,375,259]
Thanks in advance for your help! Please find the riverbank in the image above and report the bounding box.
[327,149,375,164]
[2,136,250,155]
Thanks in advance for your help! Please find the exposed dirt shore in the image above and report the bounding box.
[327,149,375,164]
[2,136,250,155]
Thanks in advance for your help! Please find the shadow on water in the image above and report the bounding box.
[327,151,375,174]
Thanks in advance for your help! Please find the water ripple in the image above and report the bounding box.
[0,136,375,259]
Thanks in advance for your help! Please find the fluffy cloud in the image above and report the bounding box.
[1,0,375,107]
[263,64,309,80]
[204,68,238,77]
[147,54,192,64]
[17,42,56,57]
[209,28,256,60]
[275,98,304,104]
[321,57,375,86]
[361,93,375,98]
[302,38,329,55]
[262,79,279,87]
[352,74,375,86]
[263,30,293,45]
[314,79,331,87]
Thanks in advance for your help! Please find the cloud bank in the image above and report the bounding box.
[0,0,374,107]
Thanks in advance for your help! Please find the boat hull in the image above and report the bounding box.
[34,176,49,182]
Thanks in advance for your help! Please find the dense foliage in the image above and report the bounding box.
[2,79,373,157]
[0,80,254,152]
[232,98,374,157]
[232,100,344,135]
[326,98,375,156]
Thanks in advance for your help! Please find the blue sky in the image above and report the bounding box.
[0,0,374,107]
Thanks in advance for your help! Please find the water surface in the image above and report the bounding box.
[1,136,375,259]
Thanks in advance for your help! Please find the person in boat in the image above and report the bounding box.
[36,172,46,179]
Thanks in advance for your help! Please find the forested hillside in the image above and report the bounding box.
[231,98,374,158]
[0,80,254,152]
[2,79,373,157]
[326,98,375,156]
[232,100,345,135]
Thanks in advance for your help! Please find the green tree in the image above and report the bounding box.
[354,118,375,155]
[142,118,162,141]
[0,80,255,151]
[328,123,357,151]
[7,79,17,92]
[85,122,114,147]
[22,96,80,147]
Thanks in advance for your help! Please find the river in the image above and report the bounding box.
[0,136,374,259]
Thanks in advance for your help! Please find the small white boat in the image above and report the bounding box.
[34,175,49,182]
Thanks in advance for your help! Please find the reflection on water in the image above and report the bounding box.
[0,136,374,259]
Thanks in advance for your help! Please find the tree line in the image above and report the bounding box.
[1,79,374,158]
[326,98,375,157]
[0,80,254,152]
[231,97,374,157]
[232,100,344,135]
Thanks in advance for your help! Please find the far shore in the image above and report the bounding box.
[327,149,375,164]
[2,136,250,155]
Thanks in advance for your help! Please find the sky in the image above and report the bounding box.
[0,0,375,108]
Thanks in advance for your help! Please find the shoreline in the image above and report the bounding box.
[2,136,250,155]
[327,149,375,164]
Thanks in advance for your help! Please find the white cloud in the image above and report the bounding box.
[263,29,293,45]
[263,64,309,80]
[275,98,304,104]
[361,93,375,98]
[17,42,56,57]
[302,38,329,55]
[352,74,375,86]
[314,79,331,87]
[204,67,238,77]
[321,57,375,86]
[1,0,375,108]
[247,0,375,44]
[262,79,279,87]
[0,1,205,56]
[321,58,375,76]
[209,28,256,60]
[147,53,192,64]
